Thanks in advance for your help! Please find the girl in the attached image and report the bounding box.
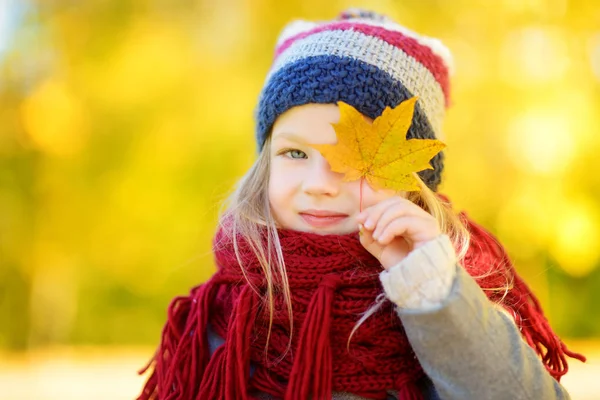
[138,8,584,400]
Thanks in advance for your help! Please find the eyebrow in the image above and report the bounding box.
[272,131,309,144]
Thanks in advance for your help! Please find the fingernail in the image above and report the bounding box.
[365,219,373,229]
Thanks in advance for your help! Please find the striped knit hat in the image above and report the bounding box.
[255,8,454,192]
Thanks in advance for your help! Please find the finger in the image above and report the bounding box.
[374,217,420,246]
[356,197,396,226]
[358,197,404,230]
[359,224,384,258]
[376,216,436,246]
[358,223,375,246]
[372,202,412,240]
[372,201,435,240]
[368,196,431,234]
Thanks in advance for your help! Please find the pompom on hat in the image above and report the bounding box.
[254,8,454,192]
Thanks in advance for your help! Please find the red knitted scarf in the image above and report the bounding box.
[138,212,585,400]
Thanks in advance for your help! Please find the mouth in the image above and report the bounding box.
[299,210,349,228]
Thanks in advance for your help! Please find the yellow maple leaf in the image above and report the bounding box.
[309,96,446,192]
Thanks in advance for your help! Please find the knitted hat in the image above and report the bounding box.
[255,8,454,192]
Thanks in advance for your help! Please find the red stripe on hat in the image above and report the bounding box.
[275,22,450,105]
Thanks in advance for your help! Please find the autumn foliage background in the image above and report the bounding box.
[1,0,600,398]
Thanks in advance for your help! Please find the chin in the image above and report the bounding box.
[300,223,357,236]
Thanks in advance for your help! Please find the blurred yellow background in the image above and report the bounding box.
[1,0,599,398]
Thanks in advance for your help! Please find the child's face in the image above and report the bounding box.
[268,103,406,235]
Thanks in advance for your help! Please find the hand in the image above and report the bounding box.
[356,196,442,270]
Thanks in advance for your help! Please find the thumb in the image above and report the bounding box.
[359,224,384,260]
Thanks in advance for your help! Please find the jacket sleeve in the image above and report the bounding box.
[379,235,571,400]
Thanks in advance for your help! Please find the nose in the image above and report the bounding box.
[302,154,341,197]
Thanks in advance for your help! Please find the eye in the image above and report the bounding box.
[280,148,307,159]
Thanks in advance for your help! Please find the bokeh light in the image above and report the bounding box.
[506,110,574,175]
[550,197,600,277]
[20,79,88,156]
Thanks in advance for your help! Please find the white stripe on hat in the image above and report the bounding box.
[274,17,454,75]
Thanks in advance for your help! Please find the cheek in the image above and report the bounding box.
[267,176,283,221]
[268,164,294,207]
[269,160,303,191]
[358,183,398,209]
[268,173,281,205]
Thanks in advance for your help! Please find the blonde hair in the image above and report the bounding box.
[218,135,472,357]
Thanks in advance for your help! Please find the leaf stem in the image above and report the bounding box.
[360,177,364,212]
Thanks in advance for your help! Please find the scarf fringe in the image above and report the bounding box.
[198,285,258,399]
[137,280,220,400]
[395,375,424,400]
[286,274,340,400]
[465,216,586,381]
